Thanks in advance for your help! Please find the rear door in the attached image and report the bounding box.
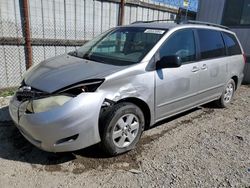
[195,29,228,103]
[155,29,200,121]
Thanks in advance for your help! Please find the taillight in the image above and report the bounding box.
[243,53,247,64]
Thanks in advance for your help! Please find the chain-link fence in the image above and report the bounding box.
[0,0,197,90]
[1,0,25,90]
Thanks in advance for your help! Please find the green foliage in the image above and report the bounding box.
[0,88,16,97]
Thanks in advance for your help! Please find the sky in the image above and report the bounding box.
[152,0,199,11]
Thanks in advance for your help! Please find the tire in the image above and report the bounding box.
[216,79,235,108]
[99,102,145,156]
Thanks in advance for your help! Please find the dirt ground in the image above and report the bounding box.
[0,86,250,188]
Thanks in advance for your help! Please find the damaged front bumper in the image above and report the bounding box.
[9,93,105,152]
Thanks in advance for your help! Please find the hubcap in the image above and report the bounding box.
[112,114,140,148]
[224,83,234,103]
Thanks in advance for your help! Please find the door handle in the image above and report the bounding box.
[192,66,199,72]
[201,64,208,70]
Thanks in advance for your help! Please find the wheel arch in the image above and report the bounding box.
[116,97,151,130]
[231,75,238,90]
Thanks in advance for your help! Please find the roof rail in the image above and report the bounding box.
[131,19,177,24]
[130,20,229,30]
[186,20,229,30]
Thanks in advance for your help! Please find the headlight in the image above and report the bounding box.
[25,79,104,113]
[26,95,72,113]
[58,79,104,96]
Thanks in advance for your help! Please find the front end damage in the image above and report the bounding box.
[9,63,155,153]
[9,83,107,152]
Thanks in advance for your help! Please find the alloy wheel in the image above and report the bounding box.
[112,114,140,148]
[224,82,234,103]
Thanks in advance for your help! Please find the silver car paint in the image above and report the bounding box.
[24,54,128,93]
[9,23,245,152]
[9,93,105,152]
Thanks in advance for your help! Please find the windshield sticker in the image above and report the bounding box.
[144,29,165,34]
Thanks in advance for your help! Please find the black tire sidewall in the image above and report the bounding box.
[100,102,145,155]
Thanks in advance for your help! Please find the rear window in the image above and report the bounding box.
[222,32,242,55]
[197,29,226,60]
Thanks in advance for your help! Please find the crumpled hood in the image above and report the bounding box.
[24,54,127,93]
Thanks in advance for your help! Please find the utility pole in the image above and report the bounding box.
[183,0,189,21]
[119,0,125,25]
[22,0,32,69]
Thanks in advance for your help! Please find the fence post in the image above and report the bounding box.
[118,0,125,25]
[21,0,32,69]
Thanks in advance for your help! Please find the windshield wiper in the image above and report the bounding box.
[68,51,78,57]
[68,51,91,61]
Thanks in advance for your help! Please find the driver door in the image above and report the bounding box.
[155,29,200,121]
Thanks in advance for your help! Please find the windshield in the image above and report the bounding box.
[70,27,167,65]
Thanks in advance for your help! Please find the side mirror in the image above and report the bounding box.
[156,55,182,69]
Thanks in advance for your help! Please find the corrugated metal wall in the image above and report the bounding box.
[196,0,225,24]
[0,0,177,89]
[123,4,175,25]
[28,0,121,66]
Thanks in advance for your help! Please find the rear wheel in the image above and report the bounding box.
[216,79,235,108]
[99,102,145,156]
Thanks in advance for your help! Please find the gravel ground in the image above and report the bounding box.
[0,86,250,188]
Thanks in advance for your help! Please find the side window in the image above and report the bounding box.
[159,29,196,64]
[197,29,226,60]
[222,32,242,55]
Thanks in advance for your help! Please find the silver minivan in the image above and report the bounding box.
[9,21,245,155]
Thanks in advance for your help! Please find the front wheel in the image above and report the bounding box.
[99,102,145,156]
[216,79,235,108]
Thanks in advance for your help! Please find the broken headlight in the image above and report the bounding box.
[58,79,104,96]
[26,95,72,113]
[26,79,104,113]
[25,80,104,113]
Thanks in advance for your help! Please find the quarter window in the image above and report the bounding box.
[197,29,226,60]
[222,32,242,55]
[159,29,196,63]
